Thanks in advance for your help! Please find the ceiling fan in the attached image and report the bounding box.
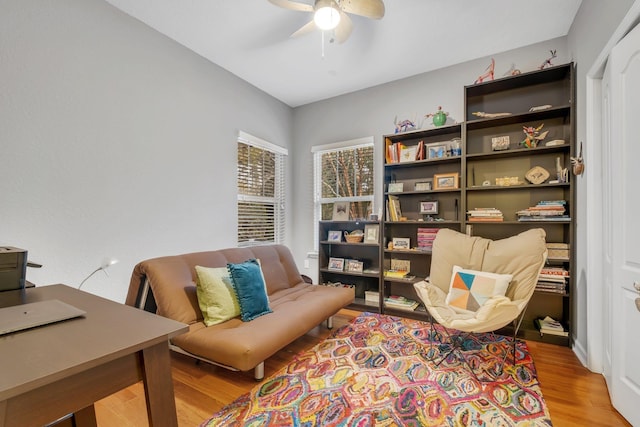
[268,0,385,43]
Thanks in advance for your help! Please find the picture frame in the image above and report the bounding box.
[414,181,432,191]
[491,135,510,151]
[392,237,410,250]
[332,202,349,221]
[433,172,459,190]
[419,201,439,215]
[427,143,449,160]
[345,259,364,273]
[364,224,379,243]
[399,146,418,162]
[327,230,342,242]
[388,182,404,193]
[328,257,345,271]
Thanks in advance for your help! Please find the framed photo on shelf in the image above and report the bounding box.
[399,146,418,163]
[433,172,459,190]
[426,143,448,159]
[327,230,342,242]
[419,201,439,215]
[332,202,349,221]
[345,259,364,273]
[364,224,379,243]
[328,257,345,271]
[491,135,510,151]
[415,181,432,191]
[388,182,404,193]
[392,237,410,250]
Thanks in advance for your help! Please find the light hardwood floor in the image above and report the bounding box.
[95,309,630,426]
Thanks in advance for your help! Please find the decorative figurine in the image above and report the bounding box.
[521,124,549,148]
[475,58,495,83]
[571,141,585,175]
[425,106,448,127]
[503,63,521,76]
[540,49,557,70]
[556,157,569,183]
[394,116,416,133]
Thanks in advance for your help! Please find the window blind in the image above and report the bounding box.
[237,132,287,246]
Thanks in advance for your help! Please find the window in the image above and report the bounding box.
[237,131,287,246]
[313,137,375,247]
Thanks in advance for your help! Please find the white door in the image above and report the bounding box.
[606,22,640,426]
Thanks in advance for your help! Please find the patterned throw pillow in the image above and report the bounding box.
[445,265,513,313]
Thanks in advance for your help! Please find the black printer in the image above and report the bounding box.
[0,247,28,292]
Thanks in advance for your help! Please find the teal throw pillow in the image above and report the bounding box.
[227,259,272,322]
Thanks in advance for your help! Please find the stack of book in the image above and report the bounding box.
[534,316,568,337]
[536,266,568,294]
[467,208,504,222]
[384,295,420,311]
[517,200,569,221]
[417,228,439,251]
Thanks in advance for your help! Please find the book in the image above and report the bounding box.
[467,208,504,222]
[534,316,568,336]
[518,216,570,222]
[388,195,402,221]
[384,270,409,278]
[384,295,419,311]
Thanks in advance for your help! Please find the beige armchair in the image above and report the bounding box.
[414,228,547,378]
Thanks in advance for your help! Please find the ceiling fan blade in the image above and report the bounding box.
[291,20,317,38]
[334,11,353,43]
[339,0,385,19]
[268,0,314,12]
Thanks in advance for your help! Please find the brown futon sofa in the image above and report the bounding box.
[125,245,354,380]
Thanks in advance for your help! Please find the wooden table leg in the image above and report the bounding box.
[141,341,178,427]
[73,405,97,427]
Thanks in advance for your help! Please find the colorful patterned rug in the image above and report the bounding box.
[201,312,552,426]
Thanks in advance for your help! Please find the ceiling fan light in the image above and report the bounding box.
[314,6,341,30]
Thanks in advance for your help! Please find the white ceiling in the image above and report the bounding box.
[104,0,582,107]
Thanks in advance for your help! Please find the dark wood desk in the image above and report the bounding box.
[0,284,187,427]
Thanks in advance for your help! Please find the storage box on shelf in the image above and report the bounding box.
[463,63,575,346]
[318,220,381,311]
[382,124,464,320]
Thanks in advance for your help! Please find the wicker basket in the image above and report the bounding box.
[344,231,364,243]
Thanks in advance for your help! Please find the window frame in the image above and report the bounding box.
[312,136,375,250]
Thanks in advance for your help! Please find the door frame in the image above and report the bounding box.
[585,1,640,373]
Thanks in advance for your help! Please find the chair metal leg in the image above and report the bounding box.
[434,326,481,382]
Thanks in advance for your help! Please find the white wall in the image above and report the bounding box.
[291,38,570,281]
[565,0,635,366]
[0,0,293,302]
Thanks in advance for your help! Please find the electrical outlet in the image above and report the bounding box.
[304,259,310,269]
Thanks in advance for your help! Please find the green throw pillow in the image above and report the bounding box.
[227,259,272,322]
[195,266,241,326]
